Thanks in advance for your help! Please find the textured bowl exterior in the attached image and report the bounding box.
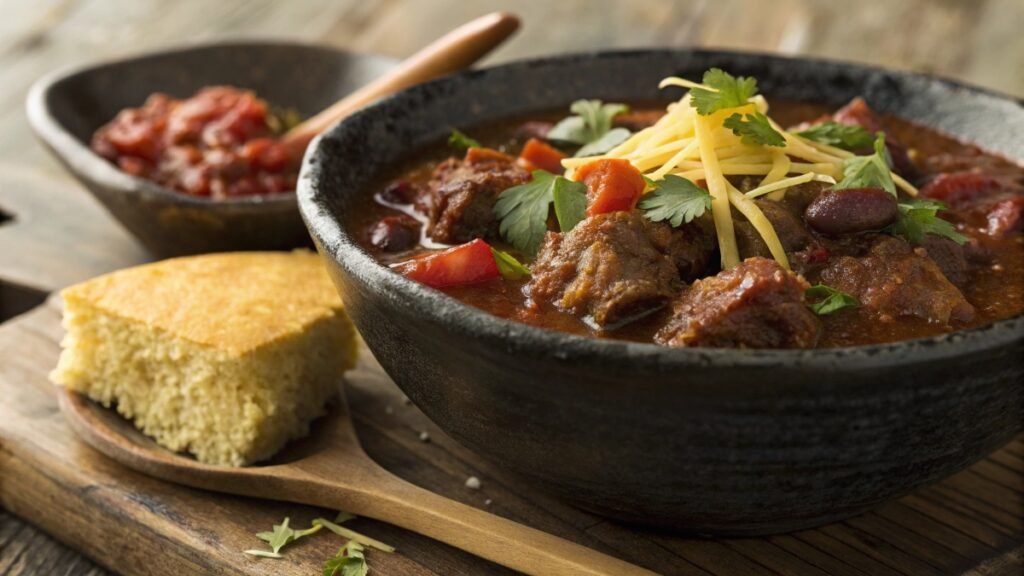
[299,50,1024,534]
[27,41,396,257]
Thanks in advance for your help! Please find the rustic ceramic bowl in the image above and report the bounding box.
[298,50,1024,534]
[27,41,396,258]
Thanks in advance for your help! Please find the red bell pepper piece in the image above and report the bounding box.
[517,138,566,174]
[577,158,645,216]
[393,238,501,288]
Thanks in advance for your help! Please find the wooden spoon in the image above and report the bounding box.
[57,386,657,576]
[280,11,520,158]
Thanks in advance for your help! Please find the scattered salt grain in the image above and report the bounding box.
[418,431,431,442]
[465,476,481,490]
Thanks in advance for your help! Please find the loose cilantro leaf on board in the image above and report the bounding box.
[723,112,786,147]
[314,517,396,553]
[888,198,968,245]
[494,170,587,255]
[795,121,875,150]
[552,178,588,232]
[491,248,531,280]
[833,134,896,195]
[323,541,368,576]
[690,68,759,115]
[448,128,481,152]
[638,175,712,227]
[805,284,859,315]
[247,517,323,558]
[547,100,630,156]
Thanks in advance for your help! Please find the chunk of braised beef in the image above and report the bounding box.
[369,216,421,253]
[527,210,680,328]
[819,236,974,325]
[426,148,530,244]
[667,214,718,282]
[655,257,820,349]
[986,197,1023,237]
[920,235,969,287]
[833,97,918,180]
[804,187,898,236]
[735,199,810,259]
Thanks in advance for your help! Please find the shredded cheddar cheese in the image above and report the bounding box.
[562,76,913,270]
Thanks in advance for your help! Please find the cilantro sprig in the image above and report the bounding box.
[723,112,785,147]
[805,284,858,315]
[323,541,368,576]
[888,198,968,245]
[833,134,896,196]
[245,511,394,563]
[547,99,632,157]
[690,68,759,115]
[494,170,587,255]
[638,175,712,227]
[448,128,481,152]
[796,121,875,150]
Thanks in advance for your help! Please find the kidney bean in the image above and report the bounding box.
[369,216,421,252]
[804,187,898,236]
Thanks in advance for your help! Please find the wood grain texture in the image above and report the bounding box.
[0,0,1022,574]
[0,302,1021,576]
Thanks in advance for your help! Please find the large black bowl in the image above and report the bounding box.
[298,50,1024,534]
[27,41,395,258]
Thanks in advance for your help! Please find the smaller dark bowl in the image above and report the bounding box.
[27,41,396,258]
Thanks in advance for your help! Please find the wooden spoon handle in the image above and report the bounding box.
[281,11,520,156]
[317,469,658,576]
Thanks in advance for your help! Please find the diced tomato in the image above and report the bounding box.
[577,159,646,216]
[393,238,500,288]
[920,172,1004,209]
[517,138,566,174]
[465,147,515,165]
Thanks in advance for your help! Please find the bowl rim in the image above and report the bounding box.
[25,39,398,208]
[299,48,1024,370]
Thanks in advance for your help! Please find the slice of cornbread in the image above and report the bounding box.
[51,251,358,466]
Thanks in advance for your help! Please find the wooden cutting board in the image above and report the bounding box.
[0,297,1022,576]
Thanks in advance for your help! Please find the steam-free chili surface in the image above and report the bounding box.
[351,100,1024,348]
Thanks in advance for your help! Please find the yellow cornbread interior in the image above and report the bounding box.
[51,251,358,466]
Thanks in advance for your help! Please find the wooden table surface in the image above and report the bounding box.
[0,1,1021,575]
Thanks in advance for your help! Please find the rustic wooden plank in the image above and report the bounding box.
[0,511,107,576]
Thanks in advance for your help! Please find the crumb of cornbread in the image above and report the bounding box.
[50,251,358,466]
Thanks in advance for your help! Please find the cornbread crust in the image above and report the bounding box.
[51,251,359,466]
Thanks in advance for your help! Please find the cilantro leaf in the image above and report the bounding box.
[494,170,586,255]
[547,100,630,155]
[796,121,875,150]
[250,516,324,558]
[576,127,631,157]
[833,134,896,195]
[491,248,531,280]
[323,541,368,576]
[552,177,587,232]
[805,284,858,315]
[638,175,712,227]
[723,112,785,147]
[266,517,295,554]
[448,128,481,152]
[889,198,968,245]
[690,68,759,115]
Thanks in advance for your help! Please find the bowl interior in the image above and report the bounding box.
[300,49,1024,364]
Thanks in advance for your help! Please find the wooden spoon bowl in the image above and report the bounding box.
[57,385,656,576]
